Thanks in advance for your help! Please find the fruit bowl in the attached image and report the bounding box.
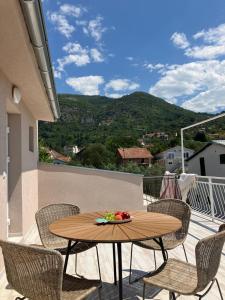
[107,218,132,224]
[95,211,132,224]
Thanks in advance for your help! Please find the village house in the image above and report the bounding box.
[155,145,194,172]
[117,147,153,166]
[186,140,225,177]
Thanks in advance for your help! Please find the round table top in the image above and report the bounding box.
[49,211,182,243]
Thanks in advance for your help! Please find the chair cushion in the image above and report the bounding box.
[143,259,198,295]
[62,274,100,300]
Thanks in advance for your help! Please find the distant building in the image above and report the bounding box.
[49,150,71,165]
[186,140,225,177]
[144,132,169,141]
[117,147,153,166]
[64,145,79,155]
[155,145,194,172]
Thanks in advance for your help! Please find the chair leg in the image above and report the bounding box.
[153,250,157,269]
[169,291,176,300]
[74,253,84,278]
[143,282,146,300]
[215,278,224,300]
[182,243,188,262]
[95,246,102,286]
[98,287,102,300]
[129,243,134,284]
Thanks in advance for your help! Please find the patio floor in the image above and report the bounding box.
[0,211,225,300]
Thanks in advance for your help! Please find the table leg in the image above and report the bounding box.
[63,240,72,274]
[117,242,123,300]
[158,237,167,262]
[112,243,117,285]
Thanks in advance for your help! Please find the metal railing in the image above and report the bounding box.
[143,175,225,221]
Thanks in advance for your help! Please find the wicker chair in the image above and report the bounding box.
[35,204,101,280]
[129,199,191,283]
[143,225,225,300]
[0,240,101,300]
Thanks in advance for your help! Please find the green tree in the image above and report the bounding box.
[80,143,113,168]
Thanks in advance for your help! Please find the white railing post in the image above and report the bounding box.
[209,177,215,221]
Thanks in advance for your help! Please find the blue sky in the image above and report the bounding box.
[42,0,225,113]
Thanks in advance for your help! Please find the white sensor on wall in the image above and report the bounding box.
[12,86,22,104]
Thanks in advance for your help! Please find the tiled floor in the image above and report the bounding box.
[0,211,224,300]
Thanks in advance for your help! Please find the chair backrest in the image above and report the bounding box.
[0,240,63,300]
[36,204,80,249]
[219,223,225,232]
[195,229,225,292]
[147,199,191,242]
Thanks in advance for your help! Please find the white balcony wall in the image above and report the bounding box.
[38,164,144,212]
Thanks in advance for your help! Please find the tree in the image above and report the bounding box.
[194,131,207,142]
[80,143,113,169]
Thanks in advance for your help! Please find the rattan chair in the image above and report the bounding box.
[0,240,101,300]
[143,225,225,300]
[35,204,101,280]
[129,199,191,283]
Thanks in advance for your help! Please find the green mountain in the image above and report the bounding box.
[39,92,212,151]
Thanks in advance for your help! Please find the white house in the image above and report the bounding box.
[186,140,225,177]
[155,145,194,172]
[0,0,59,271]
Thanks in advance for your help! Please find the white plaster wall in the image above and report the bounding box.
[0,72,12,270]
[38,164,144,212]
[20,105,38,235]
[187,144,225,177]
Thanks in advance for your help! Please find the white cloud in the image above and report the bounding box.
[90,48,104,62]
[55,43,105,77]
[66,76,104,95]
[57,53,90,71]
[105,79,140,92]
[62,42,88,54]
[144,63,166,72]
[149,60,225,112]
[105,93,124,98]
[193,23,225,44]
[47,11,75,38]
[182,86,225,112]
[185,44,225,60]
[53,66,62,79]
[59,4,86,18]
[126,56,134,61]
[171,32,190,49]
[172,23,225,60]
[84,16,106,42]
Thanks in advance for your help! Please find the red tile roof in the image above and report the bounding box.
[117,148,153,159]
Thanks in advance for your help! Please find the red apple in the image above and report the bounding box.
[115,214,123,220]
[115,211,123,216]
[122,212,130,220]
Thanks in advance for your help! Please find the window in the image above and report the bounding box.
[29,126,34,152]
[184,152,189,158]
[167,152,174,159]
[220,154,225,164]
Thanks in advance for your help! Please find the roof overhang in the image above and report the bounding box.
[0,0,60,121]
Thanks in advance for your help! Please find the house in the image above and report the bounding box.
[144,131,169,141]
[155,145,194,172]
[0,0,59,268]
[63,145,80,155]
[117,147,153,166]
[186,140,225,176]
[49,150,71,165]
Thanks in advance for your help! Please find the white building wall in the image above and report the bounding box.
[187,144,225,177]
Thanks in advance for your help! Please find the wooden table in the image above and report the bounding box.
[49,211,181,300]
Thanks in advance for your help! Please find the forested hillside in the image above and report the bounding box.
[39,92,213,151]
